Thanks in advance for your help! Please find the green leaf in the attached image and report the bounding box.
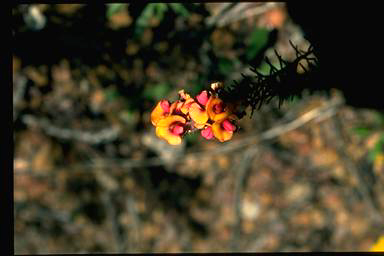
[169,3,190,17]
[136,4,156,28]
[143,83,171,101]
[246,28,269,61]
[106,4,126,18]
[353,127,373,138]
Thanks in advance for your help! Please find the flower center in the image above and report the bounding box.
[170,123,184,135]
[213,103,224,114]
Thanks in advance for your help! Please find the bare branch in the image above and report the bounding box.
[21,114,121,145]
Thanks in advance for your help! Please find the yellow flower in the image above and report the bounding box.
[206,97,230,121]
[371,235,384,252]
[150,100,171,126]
[155,115,186,145]
[212,118,236,142]
[189,102,209,125]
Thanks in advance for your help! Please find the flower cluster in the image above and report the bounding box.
[150,83,239,145]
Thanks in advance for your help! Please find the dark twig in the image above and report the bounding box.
[219,40,318,115]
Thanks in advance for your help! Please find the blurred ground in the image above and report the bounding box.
[13,3,384,253]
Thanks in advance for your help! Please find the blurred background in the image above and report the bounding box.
[13,3,384,253]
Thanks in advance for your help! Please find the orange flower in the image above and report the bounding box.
[189,102,209,125]
[151,100,171,126]
[206,97,230,121]
[212,118,236,142]
[155,115,186,145]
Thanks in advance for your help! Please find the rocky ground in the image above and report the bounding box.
[13,4,384,253]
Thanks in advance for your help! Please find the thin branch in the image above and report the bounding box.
[21,114,121,145]
[102,192,124,253]
[230,147,260,251]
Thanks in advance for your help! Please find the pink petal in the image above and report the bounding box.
[160,100,170,112]
[222,119,235,132]
[201,126,214,140]
[196,90,209,106]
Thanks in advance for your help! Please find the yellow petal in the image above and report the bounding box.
[181,98,195,115]
[156,126,182,145]
[193,122,206,129]
[212,119,233,142]
[156,115,186,127]
[189,102,209,124]
[150,100,169,126]
[155,115,186,145]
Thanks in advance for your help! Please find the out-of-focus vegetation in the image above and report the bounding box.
[13,3,384,253]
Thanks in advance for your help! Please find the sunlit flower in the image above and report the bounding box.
[151,100,171,126]
[212,118,236,142]
[206,97,230,121]
[155,115,186,145]
[150,84,240,145]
